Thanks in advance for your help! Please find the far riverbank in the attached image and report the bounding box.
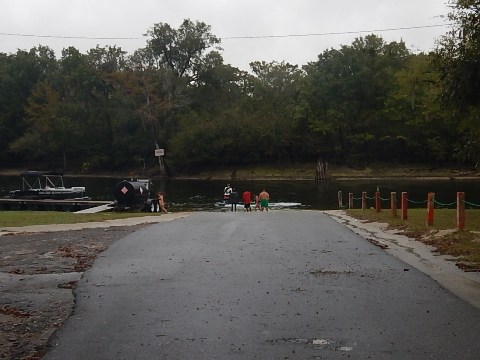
[1,164,480,181]
[146,164,480,181]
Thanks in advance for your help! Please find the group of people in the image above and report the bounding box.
[155,186,270,214]
[223,184,270,212]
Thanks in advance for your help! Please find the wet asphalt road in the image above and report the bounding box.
[44,211,480,359]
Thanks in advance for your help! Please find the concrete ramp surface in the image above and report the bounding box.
[74,203,114,214]
[44,211,480,360]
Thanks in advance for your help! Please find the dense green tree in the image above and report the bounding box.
[248,61,305,162]
[434,0,480,165]
[301,35,410,165]
[436,0,480,109]
[1,19,477,174]
[384,53,457,163]
[0,46,57,165]
[145,19,221,81]
[132,20,224,173]
[189,53,246,113]
[10,81,77,168]
[87,45,128,73]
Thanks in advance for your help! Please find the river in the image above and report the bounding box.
[1,175,480,211]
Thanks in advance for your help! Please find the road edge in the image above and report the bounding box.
[324,210,480,310]
[0,212,193,236]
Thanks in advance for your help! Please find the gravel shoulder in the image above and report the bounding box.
[0,213,190,360]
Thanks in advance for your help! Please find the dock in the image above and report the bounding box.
[0,198,113,212]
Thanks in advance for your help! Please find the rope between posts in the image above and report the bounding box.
[338,191,480,210]
[408,199,428,204]
[465,200,480,208]
[434,200,457,207]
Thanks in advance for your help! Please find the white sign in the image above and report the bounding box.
[155,149,165,157]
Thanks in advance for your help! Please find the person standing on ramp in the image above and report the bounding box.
[259,188,270,212]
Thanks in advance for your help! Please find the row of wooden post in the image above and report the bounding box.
[338,191,466,230]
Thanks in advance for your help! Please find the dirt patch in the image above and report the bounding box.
[0,225,147,360]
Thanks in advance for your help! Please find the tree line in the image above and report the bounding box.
[1,1,479,175]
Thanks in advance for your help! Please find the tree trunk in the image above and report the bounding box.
[155,143,167,178]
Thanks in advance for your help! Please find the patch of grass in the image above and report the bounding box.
[0,211,160,228]
[346,208,480,269]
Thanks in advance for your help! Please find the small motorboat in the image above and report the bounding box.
[7,171,87,200]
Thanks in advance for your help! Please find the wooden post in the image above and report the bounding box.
[155,144,167,178]
[362,192,367,210]
[375,191,381,212]
[457,192,465,230]
[338,191,343,209]
[401,192,408,220]
[391,192,397,217]
[426,192,435,226]
[315,159,327,181]
[349,193,353,209]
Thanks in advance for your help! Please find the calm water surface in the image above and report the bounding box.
[1,175,480,211]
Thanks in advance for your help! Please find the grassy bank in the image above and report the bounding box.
[0,211,160,228]
[347,208,480,270]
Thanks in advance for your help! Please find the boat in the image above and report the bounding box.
[7,171,87,200]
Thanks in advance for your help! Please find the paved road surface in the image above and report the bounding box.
[44,211,480,359]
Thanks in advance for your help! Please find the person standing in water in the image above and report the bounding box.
[258,188,270,212]
[223,184,232,204]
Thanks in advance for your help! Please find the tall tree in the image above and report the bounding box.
[131,20,222,173]
[385,53,454,163]
[248,61,305,162]
[145,19,221,82]
[0,46,57,165]
[10,81,76,169]
[302,35,410,165]
[434,0,480,165]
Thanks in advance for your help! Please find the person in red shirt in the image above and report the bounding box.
[242,190,252,212]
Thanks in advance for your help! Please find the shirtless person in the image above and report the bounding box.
[258,188,270,212]
[157,192,168,213]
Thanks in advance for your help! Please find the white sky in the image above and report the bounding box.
[0,0,451,71]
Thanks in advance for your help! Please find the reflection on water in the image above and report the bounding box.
[1,175,480,212]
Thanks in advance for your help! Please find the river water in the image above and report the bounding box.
[1,175,480,211]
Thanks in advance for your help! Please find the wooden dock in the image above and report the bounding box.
[0,198,113,212]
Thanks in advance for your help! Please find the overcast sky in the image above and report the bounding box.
[1,0,451,71]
